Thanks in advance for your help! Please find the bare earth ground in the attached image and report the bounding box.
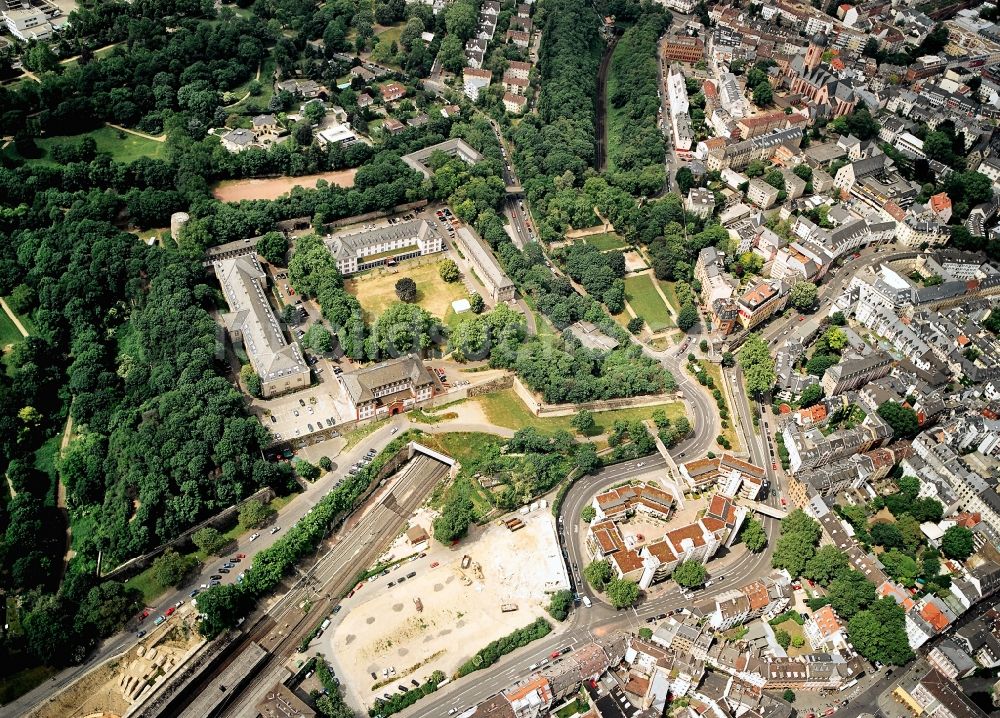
[29,612,203,718]
[212,169,358,202]
[327,510,565,711]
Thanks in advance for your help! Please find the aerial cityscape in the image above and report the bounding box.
[2,0,1000,717]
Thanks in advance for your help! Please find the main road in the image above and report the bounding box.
[6,417,440,717]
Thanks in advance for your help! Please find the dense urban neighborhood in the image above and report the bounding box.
[4,0,1000,717]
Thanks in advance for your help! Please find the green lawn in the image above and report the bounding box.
[3,125,165,165]
[345,260,469,323]
[585,232,627,251]
[624,275,673,332]
[0,310,23,347]
[657,280,683,315]
[474,389,685,436]
[376,23,404,46]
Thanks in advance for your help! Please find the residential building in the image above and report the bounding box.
[463,68,493,100]
[502,73,529,96]
[325,219,445,276]
[506,29,530,48]
[821,350,894,395]
[339,355,436,421]
[748,179,781,209]
[687,188,717,218]
[219,128,257,153]
[803,605,849,651]
[215,256,310,398]
[503,92,527,114]
[737,279,788,331]
[506,60,531,80]
[274,78,326,98]
[380,82,407,102]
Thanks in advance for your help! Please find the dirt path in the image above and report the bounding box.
[59,414,75,568]
[213,168,359,202]
[0,297,29,336]
[105,122,166,142]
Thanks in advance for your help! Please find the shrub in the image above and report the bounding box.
[456,618,552,677]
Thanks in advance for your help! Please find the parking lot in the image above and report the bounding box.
[252,387,354,447]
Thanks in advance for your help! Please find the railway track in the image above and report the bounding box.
[213,457,451,717]
[594,35,619,172]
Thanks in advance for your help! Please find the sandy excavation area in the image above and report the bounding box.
[212,168,358,202]
[29,611,203,718]
[327,510,565,709]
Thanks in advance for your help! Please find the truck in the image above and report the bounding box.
[320,618,331,633]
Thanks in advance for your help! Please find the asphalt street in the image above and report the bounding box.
[7,416,419,718]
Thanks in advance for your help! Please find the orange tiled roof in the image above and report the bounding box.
[930,192,951,212]
[919,602,950,632]
[743,580,770,611]
[813,604,844,638]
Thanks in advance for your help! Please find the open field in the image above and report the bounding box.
[212,168,358,202]
[624,275,673,332]
[2,126,166,165]
[473,389,686,436]
[344,260,469,322]
[327,509,563,710]
[585,232,627,251]
[375,23,404,47]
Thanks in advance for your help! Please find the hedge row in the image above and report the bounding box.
[456,617,552,677]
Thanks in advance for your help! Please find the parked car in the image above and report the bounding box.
[137,630,146,638]
[271,526,281,534]
[165,607,176,617]
[249,533,260,542]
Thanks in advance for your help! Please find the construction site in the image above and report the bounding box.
[27,611,204,718]
[325,506,569,712]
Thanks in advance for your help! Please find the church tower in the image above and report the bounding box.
[804,31,828,72]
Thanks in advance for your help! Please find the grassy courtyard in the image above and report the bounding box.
[3,125,165,165]
[344,260,469,323]
[585,232,627,251]
[474,389,686,436]
[624,275,674,332]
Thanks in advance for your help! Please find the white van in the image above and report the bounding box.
[582,596,592,608]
